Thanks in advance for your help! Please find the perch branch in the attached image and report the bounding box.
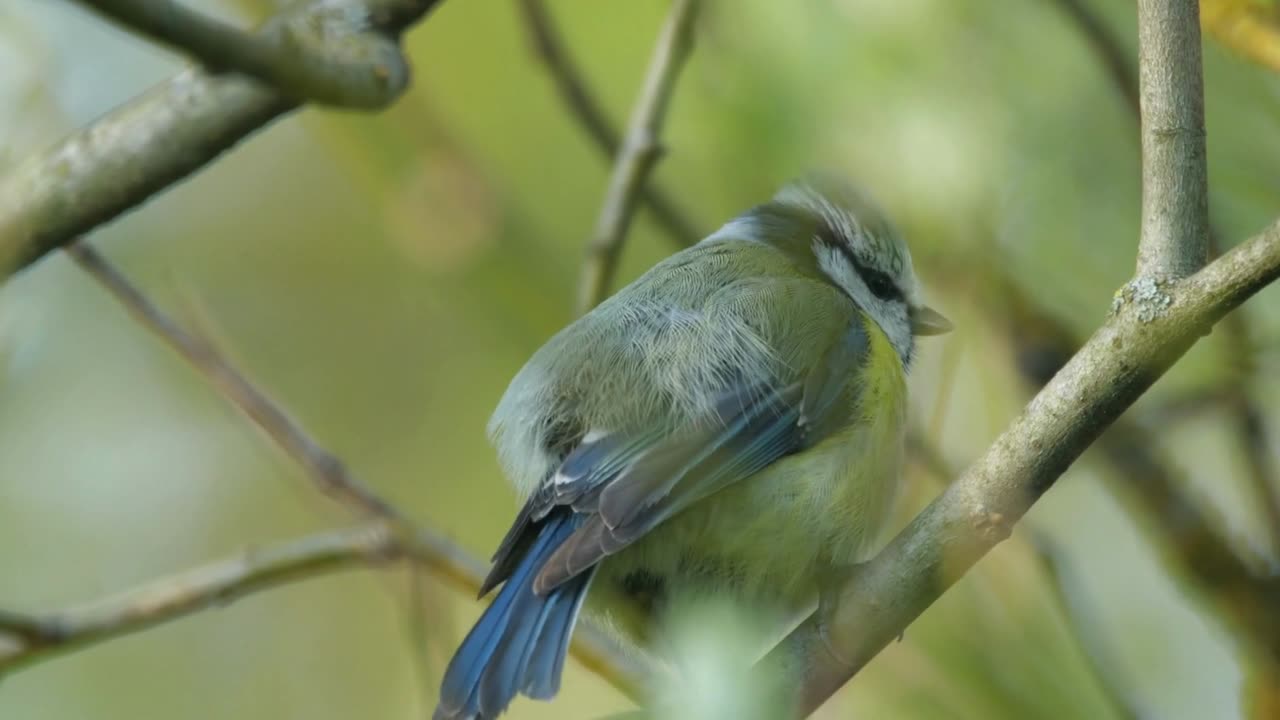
[0,0,444,278]
[74,0,409,108]
[1135,0,1209,279]
[576,0,701,314]
[1052,0,1280,564]
[776,221,1280,716]
[517,0,700,248]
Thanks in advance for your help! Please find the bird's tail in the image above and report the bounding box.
[435,512,594,720]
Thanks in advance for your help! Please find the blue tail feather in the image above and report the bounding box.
[436,512,591,719]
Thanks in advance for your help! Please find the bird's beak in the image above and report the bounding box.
[911,305,953,336]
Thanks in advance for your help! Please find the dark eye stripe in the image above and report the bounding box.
[816,228,902,302]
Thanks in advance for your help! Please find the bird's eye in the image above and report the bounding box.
[862,268,899,301]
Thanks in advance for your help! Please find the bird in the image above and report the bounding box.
[434,174,951,719]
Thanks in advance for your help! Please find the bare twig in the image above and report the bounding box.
[1031,533,1148,720]
[1135,0,1209,279]
[576,0,701,314]
[62,241,645,699]
[517,0,700,248]
[1048,0,1140,116]
[0,0,445,277]
[772,221,1280,716]
[74,0,409,108]
[66,242,401,521]
[0,523,402,675]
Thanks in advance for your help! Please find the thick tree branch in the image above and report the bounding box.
[576,0,700,314]
[517,0,700,249]
[75,0,410,108]
[1135,0,1209,279]
[777,223,1280,716]
[1051,0,1280,564]
[0,0,444,278]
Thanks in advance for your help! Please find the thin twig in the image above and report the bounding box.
[1031,532,1148,720]
[1135,0,1209,279]
[0,0,445,277]
[0,523,403,675]
[74,0,409,108]
[576,0,701,314]
[62,241,646,700]
[517,0,700,248]
[1048,0,1139,116]
[66,242,401,521]
[770,220,1280,717]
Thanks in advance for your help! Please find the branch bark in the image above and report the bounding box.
[1052,0,1280,575]
[517,0,701,249]
[0,0,444,278]
[75,0,410,108]
[576,0,701,314]
[1135,0,1209,279]
[776,222,1280,716]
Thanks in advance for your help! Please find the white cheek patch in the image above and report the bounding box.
[812,240,914,366]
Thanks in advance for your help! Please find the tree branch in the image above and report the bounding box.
[67,241,403,521]
[0,0,444,278]
[61,241,646,699]
[576,0,701,314]
[777,222,1280,716]
[75,0,410,108]
[1051,0,1280,564]
[516,0,700,249]
[1047,0,1139,117]
[0,523,403,675]
[1135,0,1209,279]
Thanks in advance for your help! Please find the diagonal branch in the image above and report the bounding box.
[74,0,409,108]
[576,0,701,314]
[66,242,401,521]
[1135,0,1209,279]
[61,241,646,699]
[1048,0,1139,117]
[517,0,700,249]
[775,221,1280,716]
[0,0,445,278]
[1051,0,1280,565]
[909,433,1145,720]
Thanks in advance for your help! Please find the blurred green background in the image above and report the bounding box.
[2,0,1279,718]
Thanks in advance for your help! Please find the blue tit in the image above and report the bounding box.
[434,174,951,719]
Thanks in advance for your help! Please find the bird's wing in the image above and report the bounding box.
[512,281,870,595]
